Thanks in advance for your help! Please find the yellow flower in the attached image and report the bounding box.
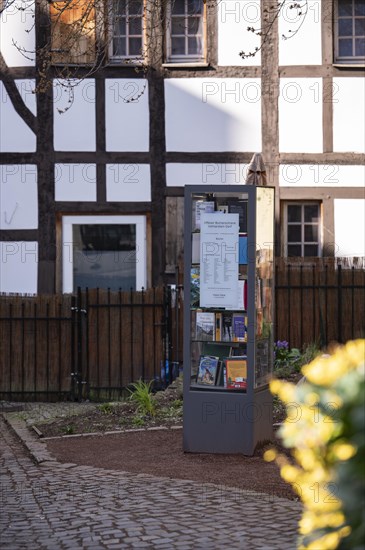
[306,531,340,549]
[263,448,277,462]
[273,340,364,550]
[280,464,299,482]
[305,392,320,406]
[302,340,365,386]
[269,379,281,394]
[345,339,365,367]
[331,443,357,461]
[338,525,351,538]
[299,513,315,534]
[303,356,345,386]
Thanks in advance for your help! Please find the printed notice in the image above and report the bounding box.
[200,213,239,309]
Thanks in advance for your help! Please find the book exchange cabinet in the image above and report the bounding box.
[183,185,275,455]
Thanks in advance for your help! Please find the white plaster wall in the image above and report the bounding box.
[0,164,38,229]
[106,164,151,201]
[334,199,365,257]
[333,78,365,153]
[279,78,323,153]
[55,164,97,201]
[279,1,322,66]
[0,241,38,294]
[280,164,365,187]
[165,78,262,152]
[166,163,249,186]
[53,79,96,151]
[105,79,149,152]
[218,0,261,66]
[0,1,35,67]
[0,80,36,152]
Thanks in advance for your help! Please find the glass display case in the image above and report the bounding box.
[183,185,275,455]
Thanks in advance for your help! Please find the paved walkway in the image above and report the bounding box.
[1,413,302,550]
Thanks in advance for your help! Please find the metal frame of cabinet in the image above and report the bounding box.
[183,185,275,455]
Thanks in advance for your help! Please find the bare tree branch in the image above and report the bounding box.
[239,1,308,59]
[0,50,37,133]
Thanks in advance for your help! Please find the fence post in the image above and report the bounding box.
[76,287,83,401]
[70,289,83,401]
[70,295,77,400]
[287,264,291,344]
[337,265,343,344]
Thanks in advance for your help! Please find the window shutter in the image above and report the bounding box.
[50,0,96,65]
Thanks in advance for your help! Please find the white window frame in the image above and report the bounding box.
[166,0,206,63]
[283,202,322,258]
[334,0,365,64]
[109,0,145,62]
[62,215,147,293]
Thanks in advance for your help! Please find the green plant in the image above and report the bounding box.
[62,424,75,435]
[159,401,183,420]
[131,415,145,427]
[274,340,302,377]
[274,340,301,369]
[127,379,156,417]
[97,402,115,415]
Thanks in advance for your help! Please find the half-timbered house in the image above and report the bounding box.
[0,0,364,294]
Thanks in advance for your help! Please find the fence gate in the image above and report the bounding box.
[70,286,182,402]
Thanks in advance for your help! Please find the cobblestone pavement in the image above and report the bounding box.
[1,415,302,550]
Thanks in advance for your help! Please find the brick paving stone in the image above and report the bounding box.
[1,414,302,550]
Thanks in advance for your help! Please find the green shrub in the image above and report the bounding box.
[127,379,156,417]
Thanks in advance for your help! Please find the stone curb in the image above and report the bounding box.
[2,412,57,464]
[2,412,184,454]
[37,424,184,441]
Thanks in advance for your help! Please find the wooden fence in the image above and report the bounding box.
[0,287,183,402]
[275,259,365,349]
[0,261,364,401]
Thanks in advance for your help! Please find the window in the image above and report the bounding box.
[110,0,144,61]
[335,0,365,63]
[50,0,96,65]
[62,215,147,292]
[166,0,206,63]
[283,203,322,257]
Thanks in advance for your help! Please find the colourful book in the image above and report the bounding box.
[196,311,215,341]
[225,357,247,390]
[196,355,219,385]
[232,313,247,342]
[190,267,200,308]
[239,234,248,264]
[222,313,233,342]
[215,312,222,340]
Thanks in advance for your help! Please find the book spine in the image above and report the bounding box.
[215,313,222,341]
